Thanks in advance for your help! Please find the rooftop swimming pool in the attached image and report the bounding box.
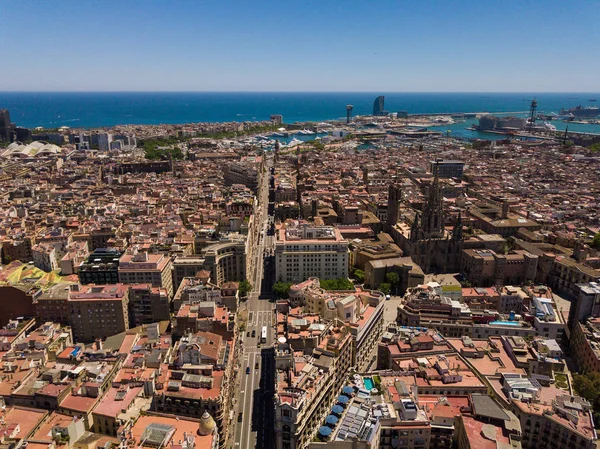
[363,377,375,390]
[489,320,520,327]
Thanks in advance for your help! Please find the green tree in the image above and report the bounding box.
[592,233,600,250]
[352,269,365,284]
[273,281,293,299]
[385,272,401,295]
[320,278,354,291]
[587,142,600,152]
[379,283,391,295]
[574,372,600,403]
[573,372,600,424]
[386,271,399,285]
[238,280,252,298]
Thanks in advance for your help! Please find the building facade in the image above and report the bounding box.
[275,222,349,284]
[118,249,174,297]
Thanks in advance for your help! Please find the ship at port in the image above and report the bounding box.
[559,105,600,118]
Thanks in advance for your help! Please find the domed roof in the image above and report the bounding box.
[198,411,217,436]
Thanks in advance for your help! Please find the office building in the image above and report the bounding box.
[275,221,349,283]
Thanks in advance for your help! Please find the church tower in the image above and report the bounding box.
[387,183,401,228]
[452,212,463,242]
[420,163,444,239]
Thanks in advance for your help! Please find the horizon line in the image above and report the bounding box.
[1,90,600,94]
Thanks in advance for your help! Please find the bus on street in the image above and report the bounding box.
[260,326,267,343]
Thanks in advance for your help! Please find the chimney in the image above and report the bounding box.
[501,200,509,219]
[573,241,588,263]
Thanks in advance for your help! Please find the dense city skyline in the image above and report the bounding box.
[2,2,600,449]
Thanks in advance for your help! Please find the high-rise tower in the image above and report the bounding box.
[373,96,385,116]
[346,105,353,124]
[0,109,14,142]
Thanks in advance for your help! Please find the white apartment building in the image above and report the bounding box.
[275,222,349,284]
[32,243,58,272]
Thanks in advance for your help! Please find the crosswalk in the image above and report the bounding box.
[250,310,272,328]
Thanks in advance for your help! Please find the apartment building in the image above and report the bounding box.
[570,317,600,374]
[128,284,170,327]
[293,278,385,372]
[511,396,597,449]
[274,325,353,449]
[172,255,207,292]
[275,222,349,284]
[118,249,173,297]
[78,248,122,285]
[223,161,259,191]
[35,283,130,342]
[201,237,247,286]
[32,243,58,272]
[461,249,538,287]
[568,282,600,332]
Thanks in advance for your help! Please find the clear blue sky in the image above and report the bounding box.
[1,0,599,92]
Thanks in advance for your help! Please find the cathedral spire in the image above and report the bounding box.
[410,212,420,241]
[452,212,463,241]
[420,163,444,239]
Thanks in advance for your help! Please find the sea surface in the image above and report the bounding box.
[1,92,599,138]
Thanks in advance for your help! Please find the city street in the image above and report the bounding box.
[232,153,275,449]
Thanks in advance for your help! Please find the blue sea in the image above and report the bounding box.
[1,92,599,137]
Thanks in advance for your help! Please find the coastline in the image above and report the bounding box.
[2,92,600,130]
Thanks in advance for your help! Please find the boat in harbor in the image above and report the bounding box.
[286,138,304,148]
[559,105,600,118]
